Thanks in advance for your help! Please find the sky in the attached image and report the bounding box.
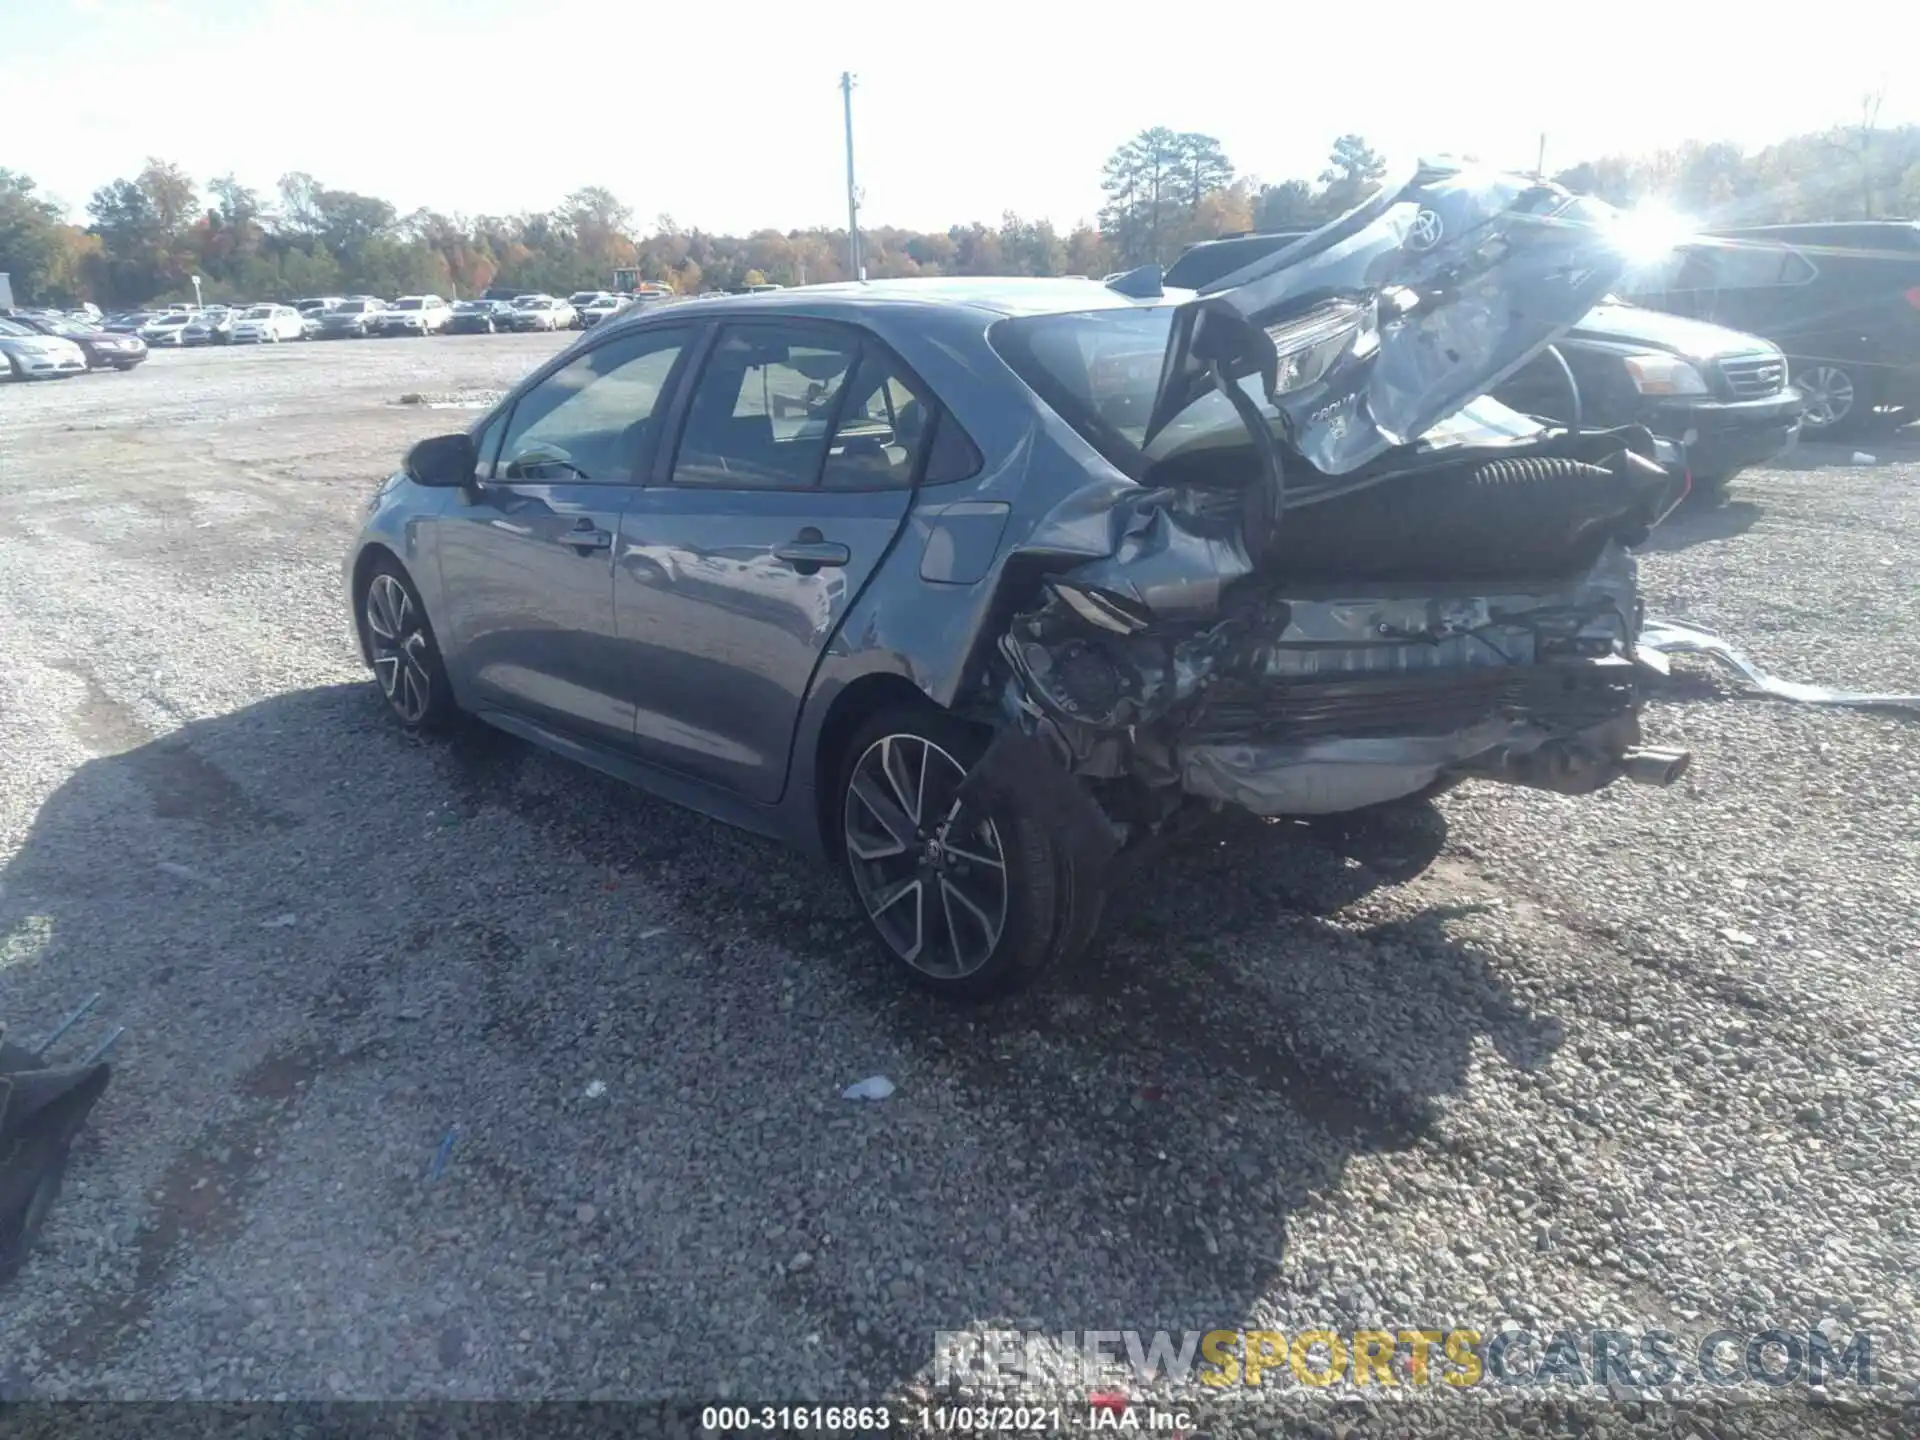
[6,0,1917,234]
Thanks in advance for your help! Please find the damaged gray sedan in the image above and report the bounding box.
[349,162,1693,997]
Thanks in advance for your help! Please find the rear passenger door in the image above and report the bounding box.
[1700,244,1818,350]
[612,319,948,803]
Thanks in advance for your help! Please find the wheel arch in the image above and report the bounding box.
[349,541,409,664]
[808,671,967,859]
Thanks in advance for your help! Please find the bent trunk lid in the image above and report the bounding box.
[1143,162,1631,475]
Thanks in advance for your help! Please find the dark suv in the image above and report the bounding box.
[1165,233,1803,496]
[1621,221,1920,436]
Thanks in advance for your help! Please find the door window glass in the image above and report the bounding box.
[671,326,858,489]
[820,351,938,490]
[1711,244,1804,289]
[493,327,688,484]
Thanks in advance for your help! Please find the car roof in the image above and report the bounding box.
[614,276,1186,324]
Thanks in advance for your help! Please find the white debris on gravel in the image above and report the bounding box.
[841,1075,896,1101]
[0,347,1913,1431]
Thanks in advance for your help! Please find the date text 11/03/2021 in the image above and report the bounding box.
[699,1403,1188,1432]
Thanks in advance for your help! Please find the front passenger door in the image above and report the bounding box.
[435,325,691,748]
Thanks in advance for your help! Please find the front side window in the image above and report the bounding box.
[493,327,689,484]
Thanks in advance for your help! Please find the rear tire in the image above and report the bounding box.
[837,705,1060,1000]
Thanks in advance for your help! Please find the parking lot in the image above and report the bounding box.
[1,339,1917,1422]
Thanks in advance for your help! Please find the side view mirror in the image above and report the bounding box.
[405,432,478,488]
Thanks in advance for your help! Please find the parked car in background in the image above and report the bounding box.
[567,291,613,325]
[1167,232,1805,498]
[577,295,624,329]
[378,296,454,336]
[1621,221,1920,436]
[446,299,518,334]
[104,311,156,334]
[348,166,1695,997]
[1493,300,1803,496]
[0,316,89,379]
[507,295,575,331]
[1,310,148,371]
[317,297,387,338]
[138,313,196,346]
[295,296,345,316]
[229,303,306,343]
[182,307,239,346]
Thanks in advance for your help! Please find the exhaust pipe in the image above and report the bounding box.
[1619,746,1692,787]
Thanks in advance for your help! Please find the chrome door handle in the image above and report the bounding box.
[561,521,612,552]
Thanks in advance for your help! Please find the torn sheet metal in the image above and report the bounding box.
[1640,617,1920,713]
[1147,162,1631,477]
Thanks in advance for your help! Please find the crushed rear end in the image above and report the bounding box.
[976,164,1692,857]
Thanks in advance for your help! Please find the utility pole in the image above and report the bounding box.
[841,71,863,282]
[1535,133,1548,180]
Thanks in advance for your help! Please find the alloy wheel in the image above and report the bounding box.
[363,573,433,724]
[1797,365,1855,429]
[844,733,1008,979]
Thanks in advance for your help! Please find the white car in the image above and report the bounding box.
[138,313,196,346]
[508,295,577,331]
[0,317,88,380]
[229,304,305,344]
[379,296,454,335]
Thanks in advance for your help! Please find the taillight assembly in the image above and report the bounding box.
[1905,286,1920,310]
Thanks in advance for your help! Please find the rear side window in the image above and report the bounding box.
[1712,245,1811,289]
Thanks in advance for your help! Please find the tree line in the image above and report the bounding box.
[3,118,1917,310]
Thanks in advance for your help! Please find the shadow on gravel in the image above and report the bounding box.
[0,684,1562,1398]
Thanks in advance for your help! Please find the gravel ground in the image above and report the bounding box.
[1,341,1916,1432]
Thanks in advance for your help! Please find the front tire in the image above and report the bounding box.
[838,705,1059,999]
[359,558,455,731]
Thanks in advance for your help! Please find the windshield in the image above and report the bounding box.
[517,298,549,309]
[245,307,275,319]
[0,319,33,337]
[394,298,423,310]
[568,293,598,304]
[336,301,370,314]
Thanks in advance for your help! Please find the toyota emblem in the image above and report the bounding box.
[1407,208,1444,251]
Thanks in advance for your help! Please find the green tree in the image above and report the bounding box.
[0,170,67,303]
[1100,128,1236,266]
[1253,178,1322,232]
[1317,134,1387,216]
[1176,132,1233,213]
